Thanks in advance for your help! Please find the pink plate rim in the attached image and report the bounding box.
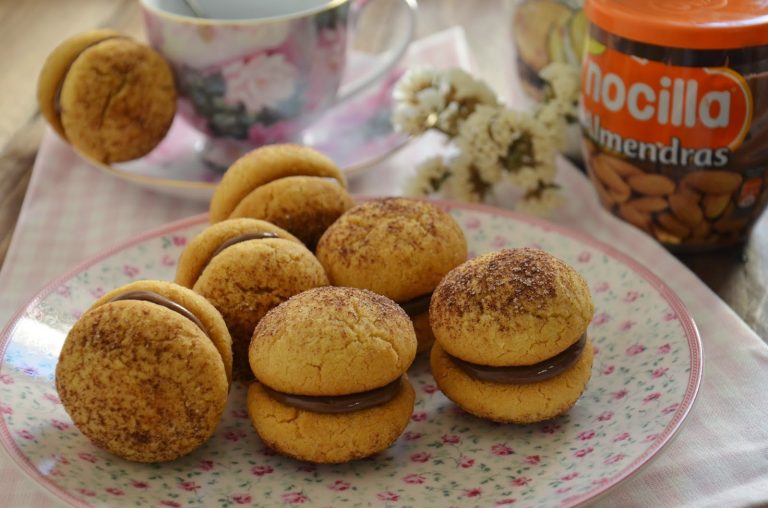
[0,199,703,508]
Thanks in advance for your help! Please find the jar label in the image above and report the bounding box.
[581,38,753,168]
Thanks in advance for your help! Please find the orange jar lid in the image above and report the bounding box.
[585,0,768,50]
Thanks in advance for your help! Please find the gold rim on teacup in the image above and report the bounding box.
[138,0,351,26]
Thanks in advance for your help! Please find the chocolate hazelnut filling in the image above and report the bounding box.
[448,334,587,384]
[109,290,207,336]
[209,231,280,259]
[261,377,403,414]
[399,292,432,317]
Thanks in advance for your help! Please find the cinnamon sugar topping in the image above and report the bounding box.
[434,248,559,318]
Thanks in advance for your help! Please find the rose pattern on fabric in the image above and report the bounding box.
[0,208,698,507]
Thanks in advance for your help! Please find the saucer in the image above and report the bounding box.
[78,68,408,202]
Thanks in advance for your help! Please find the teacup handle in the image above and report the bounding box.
[335,0,417,103]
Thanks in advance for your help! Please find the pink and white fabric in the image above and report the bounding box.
[0,28,766,507]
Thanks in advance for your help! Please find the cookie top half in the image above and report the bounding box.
[55,36,176,163]
[209,144,347,223]
[92,280,233,384]
[430,248,594,366]
[37,29,121,139]
[316,198,468,302]
[56,283,229,462]
[175,218,302,288]
[249,287,416,396]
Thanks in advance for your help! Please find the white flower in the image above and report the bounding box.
[404,156,450,196]
[540,63,580,101]
[457,105,558,186]
[392,66,564,212]
[441,68,497,105]
[516,187,562,217]
[536,102,570,149]
[222,54,298,112]
[456,105,506,179]
[503,166,543,192]
[392,67,499,136]
[392,67,438,102]
[392,68,444,135]
[445,152,486,203]
[537,61,580,143]
[392,104,431,136]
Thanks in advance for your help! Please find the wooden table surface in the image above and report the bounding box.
[0,0,766,341]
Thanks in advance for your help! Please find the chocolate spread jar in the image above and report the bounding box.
[580,0,768,250]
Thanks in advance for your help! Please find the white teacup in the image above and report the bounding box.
[140,0,416,161]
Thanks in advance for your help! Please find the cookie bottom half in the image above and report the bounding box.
[247,376,415,464]
[430,339,593,424]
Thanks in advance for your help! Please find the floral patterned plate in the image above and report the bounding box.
[0,201,702,508]
[76,63,408,203]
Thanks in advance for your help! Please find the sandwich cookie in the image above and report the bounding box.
[248,287,417,463]
[175,218,328,378]
[37,30,176,163]
[316,198,467,353]
[55,280,231,462]
[429,248,595,423]
[209,144,354,249]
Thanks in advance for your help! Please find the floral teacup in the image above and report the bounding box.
[140,0,416,166]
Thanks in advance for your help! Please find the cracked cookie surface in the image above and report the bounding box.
[37,29,121,139]
[430,248,594,366]
[317,198,467,302]
[209,144,348,227]
[175,218,302,289]
[247,287,416,463]
[190,237,328,378]
[249,286,416,395]
[316,198,467,353]
[54,37,175,163]
[93,280,233,384]
[229,175,353,249]
[55,297,228,462]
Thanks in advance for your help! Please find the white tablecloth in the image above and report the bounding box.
[1,28,767,508]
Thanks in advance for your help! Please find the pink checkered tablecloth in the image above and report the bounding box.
[1,28,767,508]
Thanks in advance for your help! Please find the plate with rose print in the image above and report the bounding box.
[0,201,701,508]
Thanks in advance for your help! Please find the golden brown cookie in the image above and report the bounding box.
[430,340,594,423]
[316,198,467,352]
[247,376,415,464]
[228,175,354,249]
[175,218,302,288]
[37,31,176,163]
[249,287,417,394]
[92,280,233,384]
[37,29,121,139]
[430,248,594,366]
[248,286,417,463]
[55,281,230,462]
[176,219,328,378]
[209,144,352,247]
[429,248,595,423]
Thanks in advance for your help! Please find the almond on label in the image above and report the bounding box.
[627,174,676,196]
[702,194,731,219]
[668,194,703,227]
[682,171,743,195]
